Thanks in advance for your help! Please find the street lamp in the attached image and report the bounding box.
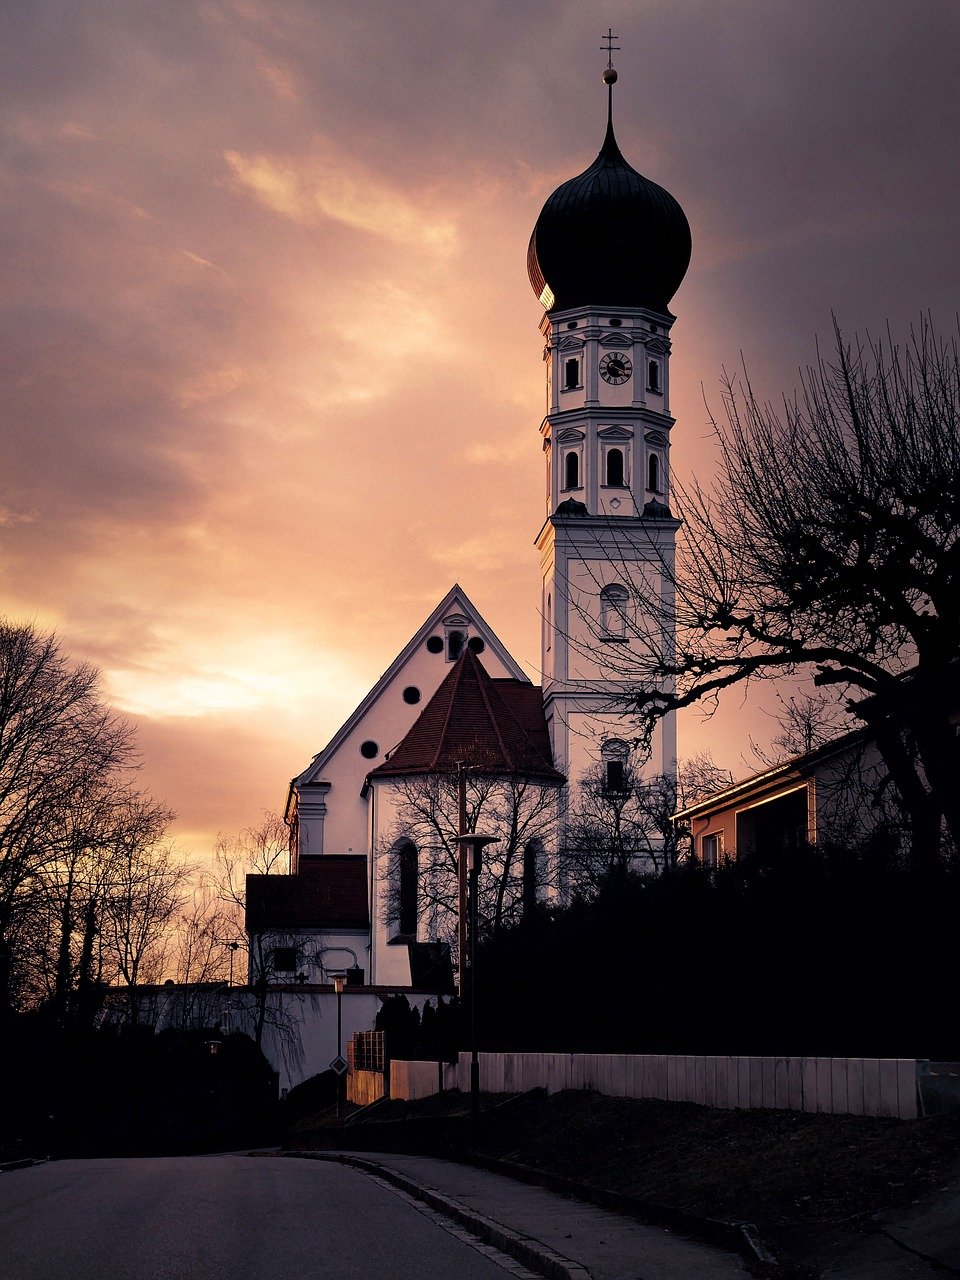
[332,972,346,1123]
[227,940,239,987]
[455,833,500,1129]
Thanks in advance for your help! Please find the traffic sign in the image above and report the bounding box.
[329,1055,348,1076]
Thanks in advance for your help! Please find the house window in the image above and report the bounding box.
[606,448,625,487]
[648,360,661,393]
[447,629,465,660]
[271,946,298,974]
[600,583,629,638]
[648,453,661,493]
[398,841,418,936]
[564,451,580,489]
[701,832,722,868]
[563,358,580,390]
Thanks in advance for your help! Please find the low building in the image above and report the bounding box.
[674,730,895,865]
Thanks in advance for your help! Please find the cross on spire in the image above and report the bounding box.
[600,29,621,133]
[602,28,621,70]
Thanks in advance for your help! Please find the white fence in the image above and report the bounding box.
[390,1052,918,1119]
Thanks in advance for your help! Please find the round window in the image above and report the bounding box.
[402,686,421,704]
[359,740,379,759]
[426,636,444,653]
[468,636,485,654]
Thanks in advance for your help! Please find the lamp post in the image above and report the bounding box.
[333,973,346,1124]
[227,940,239,987]
[455,833,500,1129]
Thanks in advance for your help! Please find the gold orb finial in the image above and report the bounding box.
[602,67,618,85]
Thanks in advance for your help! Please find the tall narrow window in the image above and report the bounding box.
[606,448,625,487]
[398,841,418,936]
[601,738,630,793]
[564,451,580,489]
[522,840,541,920]
[546,592,552,652]
[648,453,661,493]
[600,584,629,638]
[447,629,465,660]
[648,360,660,393]
[605,760,626,792]
[564,358,580,390]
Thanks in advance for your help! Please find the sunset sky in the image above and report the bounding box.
[2,1,958,859]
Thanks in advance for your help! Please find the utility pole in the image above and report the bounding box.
[455,833,500,1130]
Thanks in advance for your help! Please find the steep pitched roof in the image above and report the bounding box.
[245,855,369,932]
[369,648,564,782]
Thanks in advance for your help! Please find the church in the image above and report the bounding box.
[246,62,692,994]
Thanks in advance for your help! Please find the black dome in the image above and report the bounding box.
[527,119,691,315]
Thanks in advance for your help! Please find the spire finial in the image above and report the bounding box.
[601,29,620,131]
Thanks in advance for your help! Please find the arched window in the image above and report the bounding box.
[447,629,465,660]
[647,360,660,393]
[600,584,629,638]
[648,453,661,493]
[601,738,630,793]
[564,357,580,390]
[606,448,625,487]
[545,592,552,652]
[564,451,580,489]
[398,841,418,936]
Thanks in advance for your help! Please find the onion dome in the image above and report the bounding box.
[527,88,691,315]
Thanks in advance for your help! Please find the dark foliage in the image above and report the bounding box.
[374,993,461,1065]
[475,846,960,1058]
[0,1014,278,1158]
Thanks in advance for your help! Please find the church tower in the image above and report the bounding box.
[527,54,691,827]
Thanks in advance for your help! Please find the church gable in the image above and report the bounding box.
[287,585,528,858]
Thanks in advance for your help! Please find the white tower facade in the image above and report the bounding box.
[527,70,691,841]
[535,303,680,793]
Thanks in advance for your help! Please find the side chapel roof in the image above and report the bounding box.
[369,648,564,783]
[245,854,369,932]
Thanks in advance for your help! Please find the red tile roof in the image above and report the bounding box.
[245,855,369,932]
[370,648,564,782]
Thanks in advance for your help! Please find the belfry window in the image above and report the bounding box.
[447,629,465,661]
[606,448,625,487]
[600,583,629,639]
[564,451,580,490]
[563,358,580,390]
[648,453,661,493]
[648,360,661,393]
[601,738,631,793]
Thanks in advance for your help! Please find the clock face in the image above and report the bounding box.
[600,352,633,384]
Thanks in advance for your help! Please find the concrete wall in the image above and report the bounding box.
[390,1052,918,1120]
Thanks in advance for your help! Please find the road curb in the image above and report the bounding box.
[279,1151,592,1280]
[455,1150,785,1276]
[0,1157,45,1173]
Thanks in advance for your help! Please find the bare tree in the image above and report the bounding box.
[382,773,560,964]
[562,752,733,895]
[586,320,960,869]
[0,621,178,1014]
[213,812,302,1056]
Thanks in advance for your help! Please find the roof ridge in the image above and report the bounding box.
[467,648,517,769]
[429,651,471,770]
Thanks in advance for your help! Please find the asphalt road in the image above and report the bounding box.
[0,1155,528,1279]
